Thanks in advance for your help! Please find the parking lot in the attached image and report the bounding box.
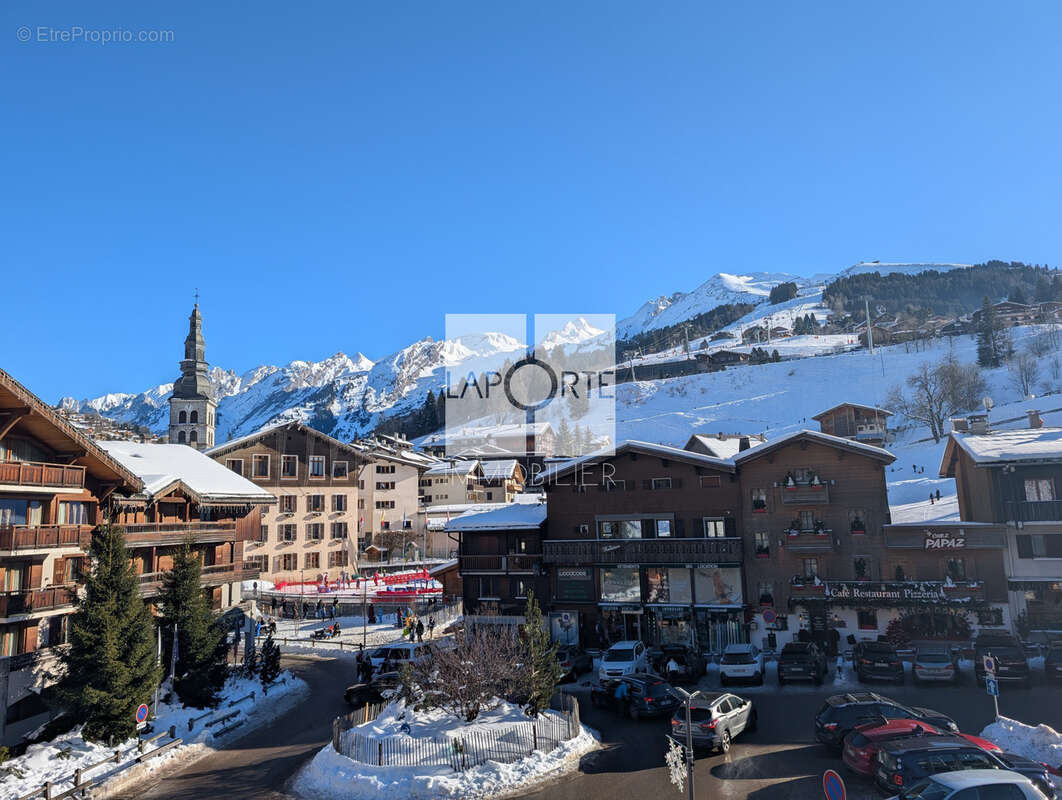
[517,659,1062,800]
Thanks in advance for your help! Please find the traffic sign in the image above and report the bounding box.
[763,608,777,625]
[135,703,149,724]
[986,677,999,697]
[823,769,846,800]
[983,655,996,675]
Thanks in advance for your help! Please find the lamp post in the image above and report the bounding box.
[668,686,696,800]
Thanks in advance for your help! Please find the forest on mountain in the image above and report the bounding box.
[616,301,755,357]
[823,261,1061,317]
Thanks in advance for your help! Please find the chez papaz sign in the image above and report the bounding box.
[924,529,966,550]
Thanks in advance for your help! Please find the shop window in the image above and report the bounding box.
[600,567,640,602]
[857,609,878,630]
[751,488,767,513]
[694,567,741,605]
[646,567,671,603]
[754,531,770,557]
[1025,478,1056,502]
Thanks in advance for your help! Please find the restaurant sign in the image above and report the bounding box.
[825,582,955,603]
[924,529,966,550]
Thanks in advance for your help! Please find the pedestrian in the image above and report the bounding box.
[332,596,339,616]
[930,493,936,505]
[316,598,324,619]
[416,619,424,643]
[302,601,310,620]
[936,489,942,500]
[428,617,435,639]
[329,603,336,621]
[271,596,277,615]
[665,655,680,683]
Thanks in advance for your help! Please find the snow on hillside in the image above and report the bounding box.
[837,261,972,279]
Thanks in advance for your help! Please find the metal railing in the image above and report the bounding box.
[0,524,92,551]
[0,460,85,489]
[542,537,742,565]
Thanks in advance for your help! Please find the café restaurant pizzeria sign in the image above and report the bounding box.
[923,529,966,550]
[825,582,954,603]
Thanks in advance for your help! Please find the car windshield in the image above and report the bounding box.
[604,648,634,662]
[899,778,950,800]
[721,651,756,664]
[917,652,950,663]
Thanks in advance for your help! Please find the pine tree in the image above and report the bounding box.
[159,539,229,709]
[56,523,161,743]
[556,417,572,456]
[976,297,1006,368]
[259,634,281,693]
[520,591,561,718]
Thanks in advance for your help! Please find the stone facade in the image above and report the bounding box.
[168,303,216,450]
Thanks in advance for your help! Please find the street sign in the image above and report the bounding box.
[135,703,149,724]
[986,677,999,697]
[983,655,996,675]
[823,769,846,800]
[762,608,777,625]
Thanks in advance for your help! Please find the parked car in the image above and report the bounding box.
[369,641,434,670]
[814,692,958,751]
[1044,645,1062,685]
[996,752,1059,800]
[719,643,765,686]
[842,718,1002,776]
[344,670,400,707]
[974,633,1031,687]
[778,642,828,685]
[556,645,593,680]
[598,640,649,684]
[853,641,905,684]
[874,735,1004,792]
[669,691,757,754]
[651,644,707,684]
[883,769,1048,800]
[590,674,679,720]
[912,647,959,685]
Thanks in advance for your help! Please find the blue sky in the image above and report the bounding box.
[3,1,1062,402]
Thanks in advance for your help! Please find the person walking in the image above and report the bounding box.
[271,596,277,615]
[427,617,436,639]
[316,598,324,620]
[332,596,339,619]
[329,602,336,621]
[416,619,424,643]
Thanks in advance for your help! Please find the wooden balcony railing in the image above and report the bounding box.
[0,525,92,551]
[0,586,76,618]
[1004,500,1062,523]
[459,554,541,574]
[780,484,830,504]
[0,460,85,489]
[120,521,238,544]
[542,537,742,565]
[137,562,260,595]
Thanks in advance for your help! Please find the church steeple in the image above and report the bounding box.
[168,294,217,450]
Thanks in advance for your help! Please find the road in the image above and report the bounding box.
[117,655,1062,800]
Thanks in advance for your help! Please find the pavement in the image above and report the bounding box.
[113,655,1062,800]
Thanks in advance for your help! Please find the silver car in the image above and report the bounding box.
[669,691,757,754]
[912,647,958,684]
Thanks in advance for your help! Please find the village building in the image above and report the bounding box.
[479,459,525,502]
[812,402,893,446]
[684,432,765,459]
[168,302,217,450]
[419,460,486,507]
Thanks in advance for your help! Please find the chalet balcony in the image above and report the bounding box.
[0,460,85,489]
[0,586,76,618]
[120,520,238,546]
[0,524,92,553]
[458,554,541,574]
[782,528,836,552]
[780,483,830,505]
[1004,500,1062,523]
[542,537,742,566]
[137,561,260,596]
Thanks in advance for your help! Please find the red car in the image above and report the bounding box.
[842,718,1001,776]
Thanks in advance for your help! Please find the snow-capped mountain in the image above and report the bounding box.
[538,318,607,350]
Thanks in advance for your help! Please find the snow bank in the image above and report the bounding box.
[981,716,1062,770]
[291,700,599,800]
[2,671,308,799]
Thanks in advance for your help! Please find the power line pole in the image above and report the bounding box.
[683,325,691,359]
[864,297,875,354]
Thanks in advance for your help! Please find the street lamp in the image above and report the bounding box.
[668,686,696,800]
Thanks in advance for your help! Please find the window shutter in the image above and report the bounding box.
[724,517,737,537]
[53,558,65,585]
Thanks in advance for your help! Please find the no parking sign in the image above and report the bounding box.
[823,769,846,800]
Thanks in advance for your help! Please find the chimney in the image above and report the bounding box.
[717,431,725,440]
[739,436,751,452]
[967,414,990,435]
[1028,409,1043,429]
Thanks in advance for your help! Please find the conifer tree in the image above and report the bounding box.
[259,634,282,692]
[159,539,229,708]
[56,523,161,742]
[520,591,561,718]
[976,297,1007,368]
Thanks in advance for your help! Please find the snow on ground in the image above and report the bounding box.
[290,699,599,800]
[2,671,308,799]
[981,716,1062,771]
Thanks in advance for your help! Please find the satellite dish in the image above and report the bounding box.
[876,304,887,316]
[983,396,995,411]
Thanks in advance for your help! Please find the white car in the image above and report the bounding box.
[598,640,648,683]
[885,769,1047,800]
[719,644,764,686]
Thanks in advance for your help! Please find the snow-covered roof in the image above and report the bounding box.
[98,441,275,505]
[811,403,893,421]
[732,429,895,465]
[423,460,481,477]
[540,440,735,483]
[480,459,520,479]
[685,434,764,460]
[943,427,1062,468]
[445,502,547,532]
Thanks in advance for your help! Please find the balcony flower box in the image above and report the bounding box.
[755,547,770,559]
[850,523,866,535]
[752,501,768,514]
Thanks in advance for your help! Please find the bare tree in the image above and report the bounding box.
[887,357,987,442]
[1008,352,1041,398]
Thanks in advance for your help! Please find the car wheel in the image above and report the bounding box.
[718,730,731,754]
[629,704,640,721]
[747,710,758,732]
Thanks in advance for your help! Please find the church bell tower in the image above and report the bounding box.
[168,295,216,449]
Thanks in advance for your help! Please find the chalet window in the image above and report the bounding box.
[857,609,878,630]
[1025,479,1056,502]
[332,461,349,479]
[63,557,83,584]
[280,553,297,571]
[305,552,320,569]
[328,551,349,567]
[799,510,815,531]
[700,475,722,489]
[376,481,395,490]
[376,464,396,474]
[651,477,672,490]
[605,479,626,492]
[281,455,298,478]
[598,519,642,539]
[309,456,326,479]
[375,500,395,510]
[802,558,818,578]
[308,495,325,513]
[946,558,966,580]
[332,494,348,512]
[280,495,297,514]
[58,502,89,525]
[226,459,244,476]
[656,519,672,538]
[477,576,500,599]
[331,522,348,539]
[848,509,867,533]
[754,531,770,557]
[307,523,324,540]
[750,488,767,512]
[252,454,270,478]
[702,518,726,538]
[513,578,529,599]
[281,524,297,542]
[1016,534,1052,558]
[259,525,268,543]
[757,581,774,605]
